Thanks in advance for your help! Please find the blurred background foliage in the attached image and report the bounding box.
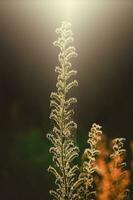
[0,129,51,200]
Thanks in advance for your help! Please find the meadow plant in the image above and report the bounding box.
[72,123,102,200]
[95,137,130,200]
[47,22,129,200]
[110,138,130,200]
[47,21,79,200]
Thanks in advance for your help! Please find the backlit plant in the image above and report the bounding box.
[47,22,130,200]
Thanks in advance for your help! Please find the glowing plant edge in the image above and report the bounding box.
[47,21,79,200]
[47,22,129,200]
